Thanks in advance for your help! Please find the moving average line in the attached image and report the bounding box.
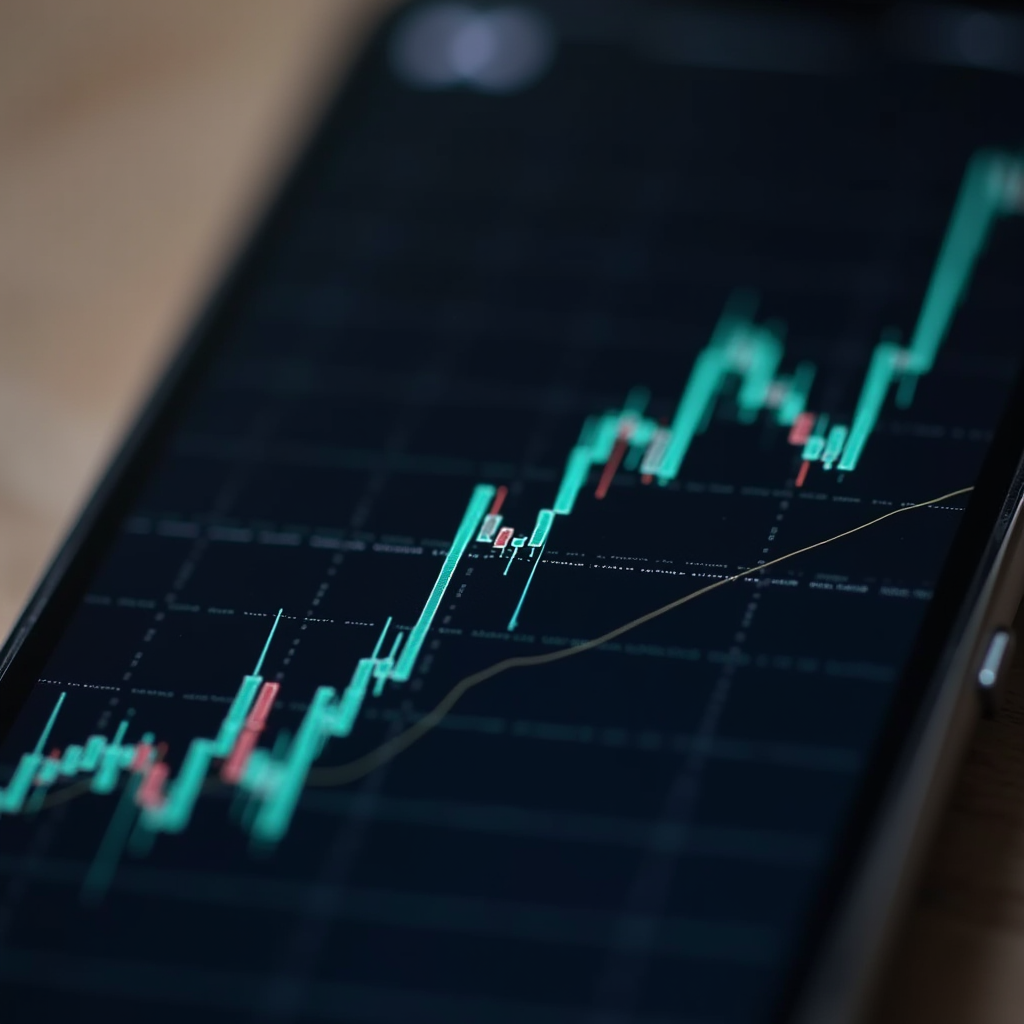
[305,485,975,788]
[37,485,974,813]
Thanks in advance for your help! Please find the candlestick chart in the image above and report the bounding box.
[1,148,1020,847]
[4,7,1024,1022]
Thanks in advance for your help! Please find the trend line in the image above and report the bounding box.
[32,486,975,821]
[305,485,974,788]
[10,145,1020,853]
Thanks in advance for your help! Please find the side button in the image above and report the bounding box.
[978,628,1015,716]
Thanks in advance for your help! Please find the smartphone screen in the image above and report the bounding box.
[2,3,1024,1022]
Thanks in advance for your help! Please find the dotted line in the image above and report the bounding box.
[37,679,120,692]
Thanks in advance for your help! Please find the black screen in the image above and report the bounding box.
[2,3,1024,1022]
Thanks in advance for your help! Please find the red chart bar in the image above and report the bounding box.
[221,730,259,785]
[247,682,280,729]
[130,743,153,772]
[788,412,816,447]
[221,681,281,785]
[137,762,169,810]
[489,486,509,516]
[595,437,629,501]
[795,460,810,488]
[494,527,515,549]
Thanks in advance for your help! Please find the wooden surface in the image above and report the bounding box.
[0,4,1020,1022]
[0,0,382,630]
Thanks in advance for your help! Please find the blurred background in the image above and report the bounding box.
[0,0,389,631]
[0,3,1022,1022]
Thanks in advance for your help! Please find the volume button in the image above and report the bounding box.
[977,628,1015,715]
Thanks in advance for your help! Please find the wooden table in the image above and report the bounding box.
[0,3,1019,1021]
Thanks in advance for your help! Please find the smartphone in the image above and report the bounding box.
[2,2,1024,1022]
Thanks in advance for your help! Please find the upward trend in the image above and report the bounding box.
[0,146,1016,851]
[476,150,1022,632]
[836,149,1024,471]
[480,149,1023,570]
[14,486,973,832]
[305,486,975,788]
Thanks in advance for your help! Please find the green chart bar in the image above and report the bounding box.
[647,309,786,483]
[838,149,1024,471]
[777,361,816,426]
[4,148,1024,852]
[529,509,554,547]
[388,483,495,683]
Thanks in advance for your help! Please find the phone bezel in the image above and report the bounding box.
[1,4,1023,1021]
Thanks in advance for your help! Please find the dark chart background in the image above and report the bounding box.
[2,3,1024,1023]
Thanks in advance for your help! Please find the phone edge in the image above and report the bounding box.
[792,474,1024,1023]
[0,0,397,698]
[0,3,1018,1018]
